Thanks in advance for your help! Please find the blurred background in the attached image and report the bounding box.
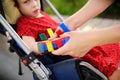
[44,0,120,19]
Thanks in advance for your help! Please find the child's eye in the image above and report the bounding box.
[24,0,30,4]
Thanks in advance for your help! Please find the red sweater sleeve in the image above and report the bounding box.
[17,16,36,38]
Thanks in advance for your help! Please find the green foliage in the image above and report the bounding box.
[99,2,120,18]
[44,0,88,15]
[44,0,120,18]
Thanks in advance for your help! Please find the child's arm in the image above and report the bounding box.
[22,36,41,55]
[22,35,70,55]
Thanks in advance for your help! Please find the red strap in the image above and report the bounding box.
[55,29,64,36]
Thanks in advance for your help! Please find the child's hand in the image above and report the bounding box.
[48,33,57,40]
[38,37,70,54]
[49,22,70,40]
[49,27,63,40]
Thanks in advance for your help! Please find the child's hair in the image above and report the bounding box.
[13,0,19,7]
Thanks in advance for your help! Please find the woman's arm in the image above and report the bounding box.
[109,67,120,80]
[64,0,115,30]
[92,25,120,46]
[52,25,120,57]
[52,0,115,39]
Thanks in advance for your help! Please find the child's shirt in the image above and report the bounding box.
[17,10,58,41]
[16,10,120,78]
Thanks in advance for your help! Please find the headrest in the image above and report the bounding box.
[2,0,21,24]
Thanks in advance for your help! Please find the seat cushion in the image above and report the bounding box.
[2,0,21,24]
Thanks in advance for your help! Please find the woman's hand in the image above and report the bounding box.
[52,30,96,57]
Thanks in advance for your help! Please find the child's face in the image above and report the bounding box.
[17,0,41,18]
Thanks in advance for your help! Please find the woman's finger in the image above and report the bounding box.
[52,43,69,55]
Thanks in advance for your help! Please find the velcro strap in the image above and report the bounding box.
[59,22,70,32]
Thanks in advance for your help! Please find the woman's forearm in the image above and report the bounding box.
[91,25,120,46]
[64,0,115,30]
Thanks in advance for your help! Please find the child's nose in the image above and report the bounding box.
[32,0,37,7]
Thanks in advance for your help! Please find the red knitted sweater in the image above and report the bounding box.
[17,11,58,41]
[81,43,120,77]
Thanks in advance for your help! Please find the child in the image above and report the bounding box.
[14,0,71,63]
[13,0,120,80]
[14,0,72,79]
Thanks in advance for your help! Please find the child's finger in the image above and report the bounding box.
[48,33,57,40]
[59,32,71,38]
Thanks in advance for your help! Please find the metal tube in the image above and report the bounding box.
[45,0,64,22]
[0,14,31,54]
[0,14,50,80]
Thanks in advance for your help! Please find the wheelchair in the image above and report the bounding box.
[0,0,108,80]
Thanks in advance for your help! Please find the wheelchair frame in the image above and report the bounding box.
[0,0,108,80]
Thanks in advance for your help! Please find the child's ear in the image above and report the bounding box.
[2,0,22,24]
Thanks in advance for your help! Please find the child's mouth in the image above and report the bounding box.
[34,9,39,14]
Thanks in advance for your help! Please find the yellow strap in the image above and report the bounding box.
[46,41,54,52]
[47,28,54,38]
